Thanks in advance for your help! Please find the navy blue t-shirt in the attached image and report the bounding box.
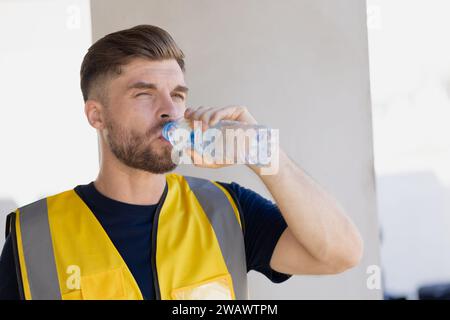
[0,180,291,299]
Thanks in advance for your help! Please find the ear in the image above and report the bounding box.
[84,99,105,130]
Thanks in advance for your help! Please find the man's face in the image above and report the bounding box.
[101,58,188,174]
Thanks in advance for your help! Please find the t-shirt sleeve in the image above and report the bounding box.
[0,234,20,300]
[218,181,292,283]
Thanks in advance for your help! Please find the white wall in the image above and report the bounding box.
[0,0,95,246]
[90,0,382,299]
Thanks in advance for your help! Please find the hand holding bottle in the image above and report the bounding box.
[163,105,275,168]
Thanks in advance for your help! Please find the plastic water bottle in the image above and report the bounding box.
[162,118,274,166]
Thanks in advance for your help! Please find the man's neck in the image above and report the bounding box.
[94,155,167,206]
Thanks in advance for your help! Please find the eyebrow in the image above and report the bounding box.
[127,81,189,94]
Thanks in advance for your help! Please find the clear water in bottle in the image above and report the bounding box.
[162,118,274,166]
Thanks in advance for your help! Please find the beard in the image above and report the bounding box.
[104,116,177,174]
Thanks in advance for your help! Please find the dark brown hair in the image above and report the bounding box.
[80,24,185,102]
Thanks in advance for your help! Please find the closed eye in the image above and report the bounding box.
[135,92,152,97]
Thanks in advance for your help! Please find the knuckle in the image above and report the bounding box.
[192,107,204,117]
[200,113,210,122]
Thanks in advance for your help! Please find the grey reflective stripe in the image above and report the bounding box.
[19,198,61,300]
[184,176,248,300]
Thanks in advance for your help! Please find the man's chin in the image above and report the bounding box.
[147,151,179,173]
[114,150,178,174]
[137,160,177,174]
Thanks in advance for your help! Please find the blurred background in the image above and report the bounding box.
[2,0,449,300]
[367,0,450,299]
[0,0,97,241]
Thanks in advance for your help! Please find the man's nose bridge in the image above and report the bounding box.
[158,90,181,117]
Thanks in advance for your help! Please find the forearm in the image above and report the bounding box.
[248,148,363,266]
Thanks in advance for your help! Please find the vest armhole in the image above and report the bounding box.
[8,211,26,300]
[216,182,246,238]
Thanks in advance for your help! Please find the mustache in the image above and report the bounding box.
[145,120,172,138]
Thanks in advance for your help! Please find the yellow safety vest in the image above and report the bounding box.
[6,173,248,300]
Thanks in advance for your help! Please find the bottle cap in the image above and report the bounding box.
[162,122,176,142]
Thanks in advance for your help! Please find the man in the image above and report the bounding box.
[0,25,363,300]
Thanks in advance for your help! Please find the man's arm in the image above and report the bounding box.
[184,105,364,275]
[249,148,364,275]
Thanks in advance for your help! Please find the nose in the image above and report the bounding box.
[158,95,184,121]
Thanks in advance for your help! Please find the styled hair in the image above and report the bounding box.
[80,24,185,102]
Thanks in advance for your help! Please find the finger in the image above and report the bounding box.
[199,108,221,131]
[184,107,193,117]
[191,106,214,131]
[184,106,200,121]
[185,146,235,169]
[209,106,242,126]
[189,106,209,120]
[185,147,207,167]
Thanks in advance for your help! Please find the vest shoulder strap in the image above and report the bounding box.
[216,182,246,237]
[16,197,62,300]
[182,175,248,299]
